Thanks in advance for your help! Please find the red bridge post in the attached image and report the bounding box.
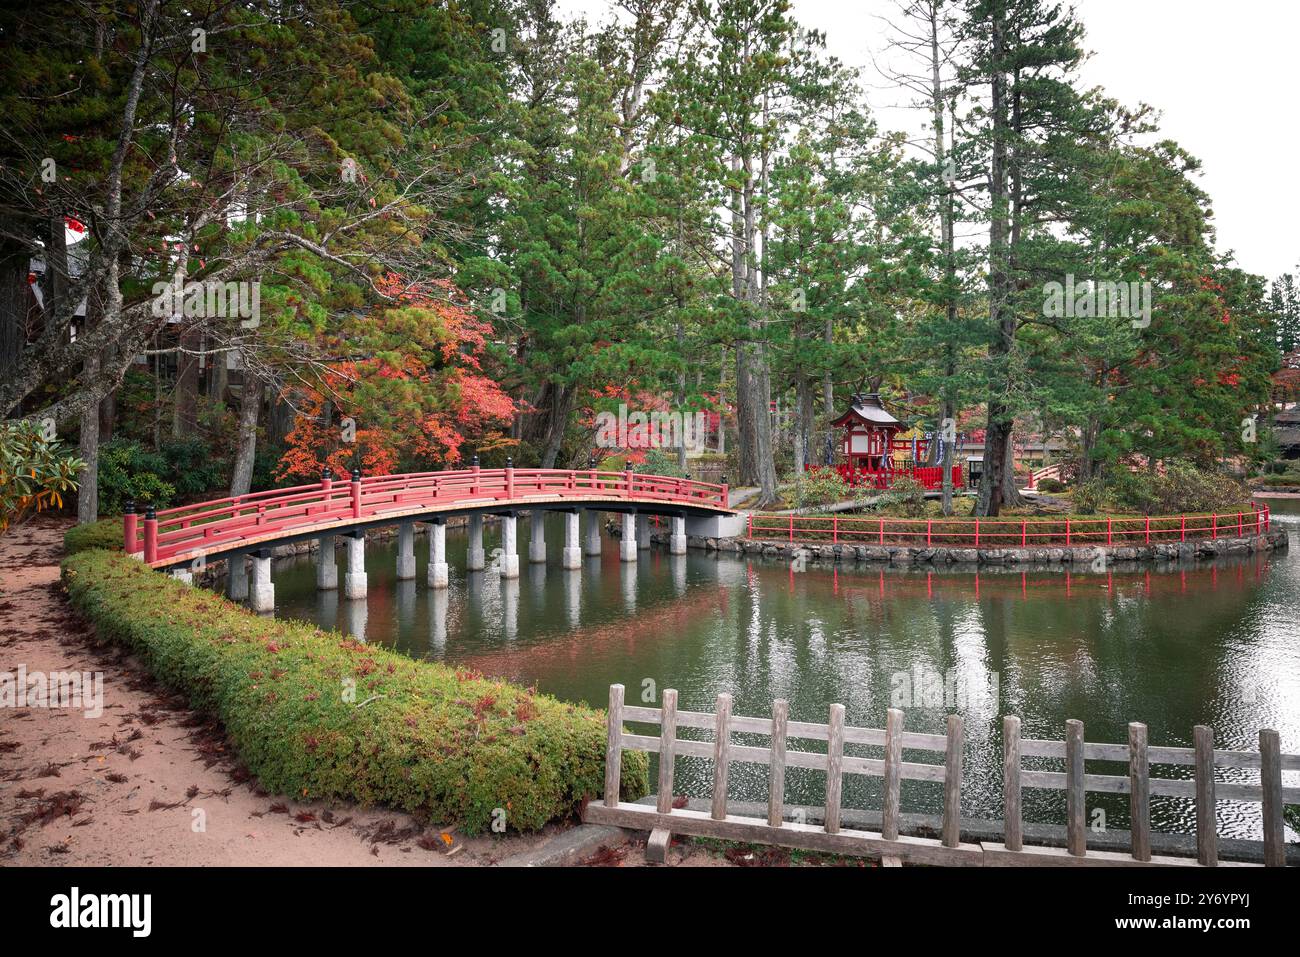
[471,454,481,496]
[350,468,362,519]
[320,468,333,515]
[122,500,138,554]
[143,505,158,564]
[506,457,515,499]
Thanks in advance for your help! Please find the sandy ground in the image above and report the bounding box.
[0,518,577,867]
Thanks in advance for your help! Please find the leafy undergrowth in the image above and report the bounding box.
[60,549,648,833]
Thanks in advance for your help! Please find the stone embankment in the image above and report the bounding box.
[676,527,1288,567]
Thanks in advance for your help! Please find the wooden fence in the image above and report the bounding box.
[584,685,1298,867]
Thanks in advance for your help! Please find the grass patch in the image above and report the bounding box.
[63,517,124,555]
[60,549,648,832]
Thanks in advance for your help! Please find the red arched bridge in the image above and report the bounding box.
[124,465,735,609]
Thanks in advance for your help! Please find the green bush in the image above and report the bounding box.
[61,550,648,831]
[1106,462,1248,514]
[159,437,227,498]
[877,476,928,517]
[1036,477,1066,494]
[788,468,850,510]
[639,447,689,478]
[1071,463,1248,514]
[64,517,125,554]
[97,440,177,514]
[1071,477,1107,514]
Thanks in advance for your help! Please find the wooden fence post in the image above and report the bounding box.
[656,690,678,815]
[1003,716,1022,852]
[1066,719,1086,857]
[711,693,733,821]
[882,708,903,841]
[942,715,964,848]
[604,684,624,808]
[1128,722,1151,862]
[1260,729,1285,867]
[1194,724,1217,866]
[768,699,788,827]
[824,704,845,834]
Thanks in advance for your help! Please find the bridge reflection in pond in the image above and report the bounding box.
[261,508,1300,841]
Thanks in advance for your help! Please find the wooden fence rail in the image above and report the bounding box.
[585,685,1298,867]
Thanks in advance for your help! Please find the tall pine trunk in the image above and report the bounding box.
[230,372,262,497]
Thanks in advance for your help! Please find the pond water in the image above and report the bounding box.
[259,499,1300,840]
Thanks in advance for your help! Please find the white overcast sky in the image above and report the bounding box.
[556,0,1299,281]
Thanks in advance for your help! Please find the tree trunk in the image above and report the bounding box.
[172,325,199,437]
[230,374,263,497]
[0,227,27,380]
[976,8,1013,517]
[77,358,101,524]
[539,383,573,468]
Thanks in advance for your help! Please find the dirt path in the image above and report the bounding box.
[0,519,566,866]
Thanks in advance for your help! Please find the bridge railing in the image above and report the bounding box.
[125,467,729,564]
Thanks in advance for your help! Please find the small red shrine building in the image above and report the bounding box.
[815,394,962,491]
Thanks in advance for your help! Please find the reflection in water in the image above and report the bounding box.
[256,507,1300,839]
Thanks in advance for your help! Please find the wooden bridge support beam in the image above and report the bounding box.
[670,516,687,555]
[396,521,416,580]
[499,513,520,579]
[467,514,486,571]
[249,551,275,612]
[529,510,547,563]
[427,519,448,589]
[344,532,367,600]
[315,536,337,591]
[583,509,602,556]
[562,511,582,569]
[227,551,248,600]
[637,513,651,551]
[620,512,638,562]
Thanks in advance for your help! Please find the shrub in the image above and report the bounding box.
[1071,477,1107,514]
[1259,473,1300,487]
[1106,462,1247,514]
[64,517,125,554]
[159,437,227,498]
[1036,477,1066,494]
[640,447,688,478]
[1072,462,1249,514]
[97,440,176,514]
[788,467,850,510]
[0,420,85,533]
[878,476,927,517]
[60,550,648,831]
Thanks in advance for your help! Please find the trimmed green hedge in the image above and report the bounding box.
[61,549,648,832]
[64,517,124,555]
